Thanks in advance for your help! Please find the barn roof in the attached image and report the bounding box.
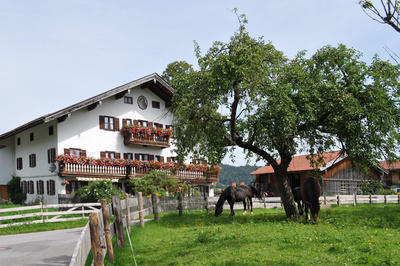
[250,151,343,175]
[379,160,400,171]
[0,73,173,141]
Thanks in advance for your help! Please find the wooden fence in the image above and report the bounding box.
[0,202,101,228]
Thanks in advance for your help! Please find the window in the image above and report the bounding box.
[17,137,21,146]
[49,125,54,136]
[17,157,23,170]
[167,157,177,162]
[122,119,132,126]
[66,181,88,194]
[193,159,206,164]
[29,154,36,168]
[48,148,56,163]
[124,153,133,160]
[124,96,133,104]
[154,123,163,128]
[47,180,55,195]
[100,151,120,159]
[152,101,160,109]
[22,181,27,194]
[99,116,119,131]
[28,181,34,194]
[30,133,34,141]
[155,156,164,162]
[64,148,86,157]
[37,180,44,195]
[135,153,150,161]
[138,120,148,127]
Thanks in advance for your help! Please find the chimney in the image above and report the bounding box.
[232,182,236,187]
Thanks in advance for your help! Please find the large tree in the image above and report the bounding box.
[170,15,400,218]
[360,0,400,33]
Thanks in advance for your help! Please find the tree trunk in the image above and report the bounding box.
[275,167,298,219]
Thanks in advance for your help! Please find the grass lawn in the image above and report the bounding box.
[106,204,400,265]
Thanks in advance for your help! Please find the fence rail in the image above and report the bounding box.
[0,203,101,228]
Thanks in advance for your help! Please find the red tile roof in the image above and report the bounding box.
[251,151,342,175]
[380,160,400,170]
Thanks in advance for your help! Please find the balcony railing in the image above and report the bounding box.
[58,163,219,183]
[123,133,170,148]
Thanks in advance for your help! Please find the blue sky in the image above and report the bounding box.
[1,1,399,165]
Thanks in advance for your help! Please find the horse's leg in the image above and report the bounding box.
[305,203,310,220]
[229,201,235,216]
[242,200,247,215]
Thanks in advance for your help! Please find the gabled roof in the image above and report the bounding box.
[380,160,400,171]
[0,73,173,141]
[250,151,343,175]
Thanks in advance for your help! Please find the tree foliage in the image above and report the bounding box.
[130,171,180,196]
[169,13,400,218]
[7,175,26,204]
[161,61,194,88]
[360,0,400,33]
[217,164,258,187]
[75,180,125,203]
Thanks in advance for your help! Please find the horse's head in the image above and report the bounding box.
[310,203,320,221]
[215,204,223,217]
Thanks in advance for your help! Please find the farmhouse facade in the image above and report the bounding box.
[250,151,386,196]
[0,73,219,204]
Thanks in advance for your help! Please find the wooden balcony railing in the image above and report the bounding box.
[123,133,170,148]
[58,163,219,183]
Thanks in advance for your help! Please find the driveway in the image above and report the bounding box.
[0,227,83,266]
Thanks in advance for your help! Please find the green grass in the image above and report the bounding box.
[0,203,88,235]
[105,204,400,265]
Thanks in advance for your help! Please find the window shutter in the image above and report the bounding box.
[167,157,171,162]
[135,154,140,160]
[116,153,121,159]
[160,156,164,162]
[148,122,153,127]
[114,118,120,131]
[100,152,106,158]
[99,116,105,129]
[149,155,155,161]
[203,160,207,164]
[47,180,50,195]
[133,120,138,125]
[122,119,127,125]
[64,148,70,155]
[81,150,87,157]
[192,159,196,164]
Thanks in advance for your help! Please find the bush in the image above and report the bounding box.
[360,180,382,195]
[130,171,180,196]
[379,188,395,195]
[7,175,26,204]
[75,180,125,203]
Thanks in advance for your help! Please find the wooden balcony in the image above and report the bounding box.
[58,163,219,183]
[123,133,170,148]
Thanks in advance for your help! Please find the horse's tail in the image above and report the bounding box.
[249,185,262,199]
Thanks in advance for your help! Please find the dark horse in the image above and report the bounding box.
[292,186,303,216]
[215,185,262,217]
[300,177,321,221]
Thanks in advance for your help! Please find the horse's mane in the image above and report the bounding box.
[248,185,262,199]
[216,186,231,207]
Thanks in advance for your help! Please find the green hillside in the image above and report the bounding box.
[216,163,262,188]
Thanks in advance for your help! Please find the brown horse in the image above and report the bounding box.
[215,185,262,217]
[300,177,321,221]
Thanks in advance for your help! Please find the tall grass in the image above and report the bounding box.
[106,204,400,265]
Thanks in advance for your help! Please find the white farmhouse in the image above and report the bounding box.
[0,73,218,204]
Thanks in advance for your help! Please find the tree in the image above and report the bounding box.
[170,14,400,218]
[130,171,180,196]
[360,0,400,33]
[7,175,26,204]
[161,61,194,87]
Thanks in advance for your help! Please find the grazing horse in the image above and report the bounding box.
[300,177,321,221]
[292,186,303,216]
[215,185,262,217]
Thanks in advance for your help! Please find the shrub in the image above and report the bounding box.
[75,180,125,203]
[360,180,382,195]
[130,171,180,196]
[7,175,26,204]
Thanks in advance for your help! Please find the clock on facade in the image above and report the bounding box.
[137,95,148,110]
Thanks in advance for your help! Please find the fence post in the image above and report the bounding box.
[353,193,357,207]
[204,193,209,215]
[178,193,183,216]
[89,212,103,266]
[125,196,131,234]
[82,205,85,218]
[101,199,114,263]
[0,206,2,225]
[263,194,266,209]
[384,195,387,205]
[398,194,400,205]
[152,194,159,221]
[137,192,145,228]
[112,195,125,247]
[40,202,44,223]
[324,195,327,205]
[337,194,340,207]
[369,194,372,204]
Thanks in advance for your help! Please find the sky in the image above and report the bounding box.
[1,0,399,166]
